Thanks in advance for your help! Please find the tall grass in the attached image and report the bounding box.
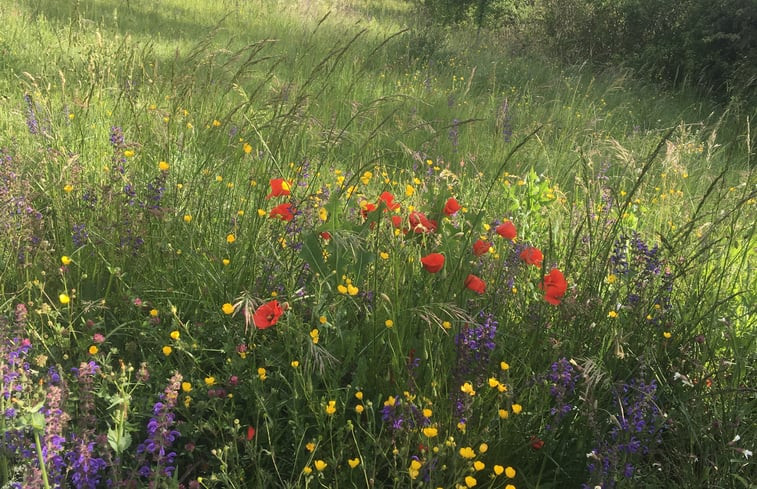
[1,0,754,488]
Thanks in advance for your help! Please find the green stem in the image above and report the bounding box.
[33,431,51,489]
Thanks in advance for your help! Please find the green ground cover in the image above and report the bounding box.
[0,0,754,487]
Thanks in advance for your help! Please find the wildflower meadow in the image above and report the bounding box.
[0,0,754,488]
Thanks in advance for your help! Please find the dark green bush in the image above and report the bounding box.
[537,0,757,100]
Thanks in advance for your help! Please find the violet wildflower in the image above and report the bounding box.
[135,372,183,480]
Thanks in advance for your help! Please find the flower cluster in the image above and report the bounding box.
[135,372,183,480]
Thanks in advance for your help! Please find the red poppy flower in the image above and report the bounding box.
[378,191,400,211]
[320,231,331,241]
[269,203,295,221]
[530,436,544,450]
[266,178,292,199]
[409,211,437,233]
[496,221,517,240]
[253,300,283,329]
[246,426,256,441]
[520,246,543,267]
[472,239,490,257]
[539,268,567,305]
[443,197,461,216]
[464,274,486,294]
[391,215,404,229]
[420,253,445,273]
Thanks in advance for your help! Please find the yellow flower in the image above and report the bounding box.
[348,458,360,468]
[310,329,319,344]
[608,310,618,318]
[291,360,300,368]
[464,475,477,487]
[355,391,364,400]
[460,382,476,396]
[222,303,234,315]
[325,400,336,415]
[663,331,672,339]
[162,346,173,356]
[257,367,267,381]
[257,208,266,217]
[384,319,394,328]
[405,184,415,197]
[459,447,475,459]
[149,309,159,317]
[442,321,452,329]
[478,443,488,453]
[347,284,359,296]
[88,345,98,355]
[212,119,221,127]
[473,460,485,471]
[222,259,230,266]
[488,377,500,388]
[500,361,510,371]
[505,466,516,478]
[505,485,516,489]
[123,150,134,158]
[360,171,373,185]
[409,459,422,479]
[61,256,72,265]
[422,426,438,438]
[63,184,73,193]
[493,465,504,475]
[59,293,70,305]
[379,251,389,260]
[498,408,509,419]
[305,442,315,452]
[511,403,522,414]
[243,143,252,154]
[183,214,192,223]
[422,408,432,417]
[318,207,328,221]
[181,382,192,392]
[355,404,364,414]
[606,273,617,284]
[303,466,312,475]
[314,460,327,471]
[337,284,348,294]
[159,161,170,171]
[204,376,215,386]
[226,234,236,244]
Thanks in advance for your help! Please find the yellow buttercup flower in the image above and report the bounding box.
[88,345,98,355]
[325,400,336,415]
[181,382,192,392]
[355,404,364,414]
[222,303,234,315]
[59,293,71,305]
[422,426,438,438]
[473,460,485,471]
[493,465,504,475]
[204,376,215,386]
[61,256,72,265]
[303,466,312,475]
[505,466,516,478]
[305,442,315,452]
[348,458,360,468]
[183,214,192,223]
[226,234,236,244]
[162,346,173,356]
[511,403,522,414]
[243,143,252,154]
[158,161,170,171]
[464,475,477,487]
[257,367,267,381]
[314,460,327,471]
[149,309,159,317]
[63,184,73,193]
[384,319,394,328]
[459,446,475,459]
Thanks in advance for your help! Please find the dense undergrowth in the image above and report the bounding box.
[0,1,754,488]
